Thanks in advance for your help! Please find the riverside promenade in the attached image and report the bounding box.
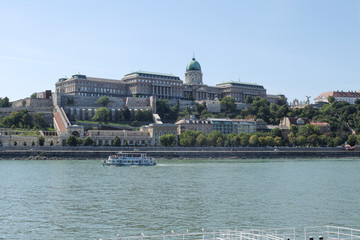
[0,147,359,159]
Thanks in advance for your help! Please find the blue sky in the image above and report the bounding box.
[0,0,359,103]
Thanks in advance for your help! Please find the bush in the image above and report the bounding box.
[84,137,94,146]
[66,135,77,146]
[38,136,45,146]
[77,137,83,146]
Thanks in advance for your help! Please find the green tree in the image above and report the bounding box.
[92,107,111,122]
[328,96,336,103]
[143,110,153,122]
[307,134,319,147]
[0,97,11,107]
[216,137,224,147]
[288,132,296,146]
[84,136,94,146]
[23,141,27,146]
[156,99,171,119]
[298,124,320,138]
[258,136,266,147]
[135,110,145,121]
[207,131,222,146]
[220,97,236,113]
[96,96,110,107]
[296,136,306,146]
[249,135,259,147]
[290,125,298,135]
[179,130,200,147]
[265,136,275,146]
[66,135,77,146]
[239,133,250,146]
[270,128,282,138]
[38,136,45,147]
[30,93,37,99]
[160,134,175,147]
[245,96,254,104]
[347,135,357,146]
[113,136,121,146]
[333,137,343,146]
[195,133,207,147]
[33,112,47,129]
[274,136,282,146]
[121,107,131,121]
[76,137,83,146]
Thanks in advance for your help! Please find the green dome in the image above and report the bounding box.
[186,58,201,71]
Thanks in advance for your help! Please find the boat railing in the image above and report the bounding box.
[100,226,360,240]
[100,228,295,240]
[304,226,360,240]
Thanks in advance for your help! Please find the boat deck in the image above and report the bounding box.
[100,226,360,240]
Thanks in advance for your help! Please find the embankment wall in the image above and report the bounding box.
[0,147,359,160]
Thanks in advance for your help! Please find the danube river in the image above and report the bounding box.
[1,158,360,239]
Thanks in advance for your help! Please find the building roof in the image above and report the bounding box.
[231,119,256,123]
[315,91,360,100]
[287,117,310,125]
[86,77,124,84]
[310,121,330,126]
[175,119,210,125]
[124,71,180,80]
[216,81,264,89]
[186,58,201,71]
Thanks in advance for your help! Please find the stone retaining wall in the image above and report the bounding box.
[0,147,359,159]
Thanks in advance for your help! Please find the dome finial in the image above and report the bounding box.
[192,52,195,60]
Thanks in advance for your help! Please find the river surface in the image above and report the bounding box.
[1,158,360,239]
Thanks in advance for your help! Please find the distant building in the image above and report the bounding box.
[175,117,212,135]
[55,57,267,102]
[232,119,256,134]
[175,117,257,136]
[310,122,331,133]
[279,117,310,129]
[56,74,129,97]
[122,71,183,99]
[266,94,286,104]
[216,81,266,102]
[210,118,234,135]
[87,129,151,146]
[314,91,360,104]
[146,123,178,146]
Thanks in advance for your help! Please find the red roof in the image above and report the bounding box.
[316,91,360,99]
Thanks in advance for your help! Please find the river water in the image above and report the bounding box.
[1,158,360,239]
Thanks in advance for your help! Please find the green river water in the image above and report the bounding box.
[0,158,359,239]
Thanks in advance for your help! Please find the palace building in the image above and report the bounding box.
[55,57,266,102]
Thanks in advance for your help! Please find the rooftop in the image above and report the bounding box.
[124,71,180,79]
[315,91,360,99]
[216,81,264,88]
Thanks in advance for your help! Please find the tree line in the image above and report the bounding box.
[158,126,360,148]
[0,109,48,130]
[156,96,360,139]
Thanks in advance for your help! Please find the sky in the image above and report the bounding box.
[0,0,359,103]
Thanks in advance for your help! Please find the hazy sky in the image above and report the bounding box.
[0,0,359,103]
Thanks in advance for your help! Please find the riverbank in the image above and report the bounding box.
[0,147,359,160]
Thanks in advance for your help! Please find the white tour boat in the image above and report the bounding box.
[103,152,156,166]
